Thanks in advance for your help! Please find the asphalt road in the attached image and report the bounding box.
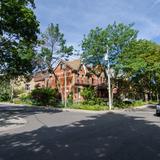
[0,104,160,160]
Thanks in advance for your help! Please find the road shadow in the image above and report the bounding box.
[0,104,62,127]
[0,111,160,160]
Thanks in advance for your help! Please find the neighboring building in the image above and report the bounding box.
[33,59,107,102]
[13,77,35,93]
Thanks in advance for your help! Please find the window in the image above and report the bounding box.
[25,84,30,91]
[60,63,63,69]
[92,78,94,84]
[60,63,66,70]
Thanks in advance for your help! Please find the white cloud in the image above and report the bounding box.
[35,0,160,49]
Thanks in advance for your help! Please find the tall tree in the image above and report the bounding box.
[0,0,39,79]
[36,23,73,87]
[119,39,160,101]
[81,22,138,86]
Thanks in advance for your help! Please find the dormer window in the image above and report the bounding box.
[60,63,63,69]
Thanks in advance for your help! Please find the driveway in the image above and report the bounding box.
[0,104,160,160]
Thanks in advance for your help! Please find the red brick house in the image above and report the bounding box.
[34,59,107,102]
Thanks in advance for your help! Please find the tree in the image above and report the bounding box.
[119,40,160,101]
[36,23,73,87]
[81,22,138,100]
[0,0,39,79]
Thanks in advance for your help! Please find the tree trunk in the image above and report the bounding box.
[144,92,148,102]
[52,70,60,89]
[157,93,159,103]
[10,79,14,102]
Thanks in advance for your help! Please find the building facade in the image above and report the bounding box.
[33,59,107,102]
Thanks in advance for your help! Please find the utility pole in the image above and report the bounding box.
[63,64,67,108]
[105,46,112,110]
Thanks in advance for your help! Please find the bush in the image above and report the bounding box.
[70,103,108,111]
[67,92,73,106]
[13,88,26,98]
[132,100,146,107]
[113,100,147,109]
[13,98,23,104]
[0,92,10,101]
[30,88,61,106]
[80,87,96,101]
[82,98,106,106]
[113,100,131,109]
[80,87,107,106]
[0,80,10,102]
[18,93,32,105]
[95,98,106,105]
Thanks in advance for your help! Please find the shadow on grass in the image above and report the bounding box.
[0,110,160,160]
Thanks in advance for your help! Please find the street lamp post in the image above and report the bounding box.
[105,46,112,110]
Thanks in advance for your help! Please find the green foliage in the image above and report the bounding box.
[81,22,138,69]
[67,92,73,106]
[13,88,26,98]
[36,23,73,73]
[113,100,147,109]
[119,40,160,73]
[13,98,23,104]
[0,0,39,78]
[80,87,96,101]
[70,103,108,111]
[113,100,131,109]
[69,100,147,111]
[119,39,160,101]
[0,92,10,102]
[81,22,138,101]
[18,93,32,104]
[30,88,61,106]
[132,100,147,107]
[0,80,10,101]
[80,87,106,105]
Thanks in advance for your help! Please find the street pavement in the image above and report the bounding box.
[0,104,160,160]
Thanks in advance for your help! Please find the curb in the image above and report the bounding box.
[0,102,156,113]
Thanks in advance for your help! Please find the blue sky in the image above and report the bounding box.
[35,0,160,50]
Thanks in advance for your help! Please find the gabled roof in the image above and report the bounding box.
[34,70,49,82]
[66,59,81,71]
[53,59,81,72]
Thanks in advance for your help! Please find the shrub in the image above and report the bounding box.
[0,92,10,101]
[19,93,32,105]
[67,92,73,106]
[113,100,130,109]
[30,88,61,106]
[13,98,22,104]
[80,87,96,101]
[70,103,108,111]
[0,80,10,101]
[95,98,106,105]
[13,88,26,98]
[132,100,146,106]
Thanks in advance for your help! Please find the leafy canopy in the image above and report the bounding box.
[119,39,160,74]
[37,23,73,73]
[119,39,160,99]
[81,22,138,70]
[0,0,39,78]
